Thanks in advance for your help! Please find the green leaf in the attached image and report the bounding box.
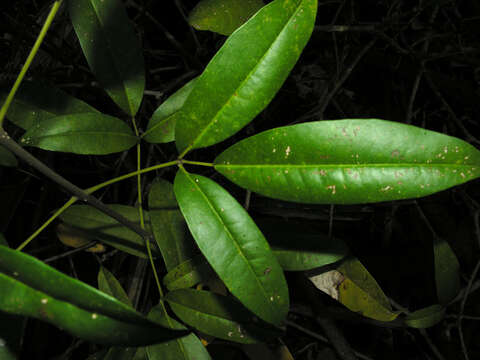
[0,146,17,167]
[0,245,185,345]
[146,305,212,360]
[215,119,480,204]
[188,0,264,36]
[163,254,216,291]
[59,204,160,258]
[174,171,289,326]
[404,305,445,328]
[175,0,317,154]
[143,78,197,144]
[258,219,349,271]
[67,0,145,116]
[148,178,195,271]
[336,257,398,321]
[0,238,25,360]
[20,113,137,155]
[98,266,132,306]
[166,289,283,344]
[0,81,98,130]
[433,237,460,304]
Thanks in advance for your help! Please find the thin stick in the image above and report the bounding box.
[0,130,153,249]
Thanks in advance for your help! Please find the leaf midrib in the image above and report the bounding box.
[184,172,276,319]
[30,131,136,139]
[185,0,305,153]
[215,163,477,168]
[88,0,133,115]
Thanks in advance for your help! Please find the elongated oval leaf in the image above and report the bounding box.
[0,245,185,345]
[215,119,480,204]
[0,81,98,130]
[434,237,460,304]
[188,0,264,36]
[143,78,197,144]
[174,171,289,325]
[148,178,195,270]
[175,0,317,154]
[404,305,445,328]
[166,289,283,344]
[147,305,212,360]
[163,255,216,291]
[20,113,137,155]
[258,219,349,271]
[0,146,17,167]
[98,266,132,306]
[59,204,160,258]
[68,0,145,116]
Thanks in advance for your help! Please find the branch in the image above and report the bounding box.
[0,130,154,249]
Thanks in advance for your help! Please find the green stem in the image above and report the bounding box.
[16,197,77,251]
[181,159,214,167]
[85,160,178,194]
[16,143,182,250]
[0,130,152,249]
[132,118,164,298]
[178,146,191,160]
[0,0,63,127]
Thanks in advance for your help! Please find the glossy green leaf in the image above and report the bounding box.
[0,81,98,130]
[163,254,216,291]
[166,289,283,344]
[188,0,264,36]
[0,146,17,167]
[434,237,460,304]
[20,113,137,155]
[146,305,212,360]
[336,257,398,321]
[143,78,197,144]
[404,305,445,328]
[0,245,185,345]
[0,238,24,360]
[174,171,289,325]
[59,204,160,258]
[67,0,145,116]
[148,178,195,271]
[215,119,480,204]
[175,0,317,154]
[258,219,349,271]
[98,266,132,306]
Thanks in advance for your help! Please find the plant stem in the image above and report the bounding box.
[0,0,63,127]
[0,130,153,248]
[181,159,214,167]
[17,197,77,251]
[19,160,179,251]
[132,118,164,298]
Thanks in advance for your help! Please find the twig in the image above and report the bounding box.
[0,130,154,250]
[285,320,374,360]
[296,273,358,360]
[43,241,98,263]
[458,258,480,360]
[299,38,377,122]
[424,72,480,145]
